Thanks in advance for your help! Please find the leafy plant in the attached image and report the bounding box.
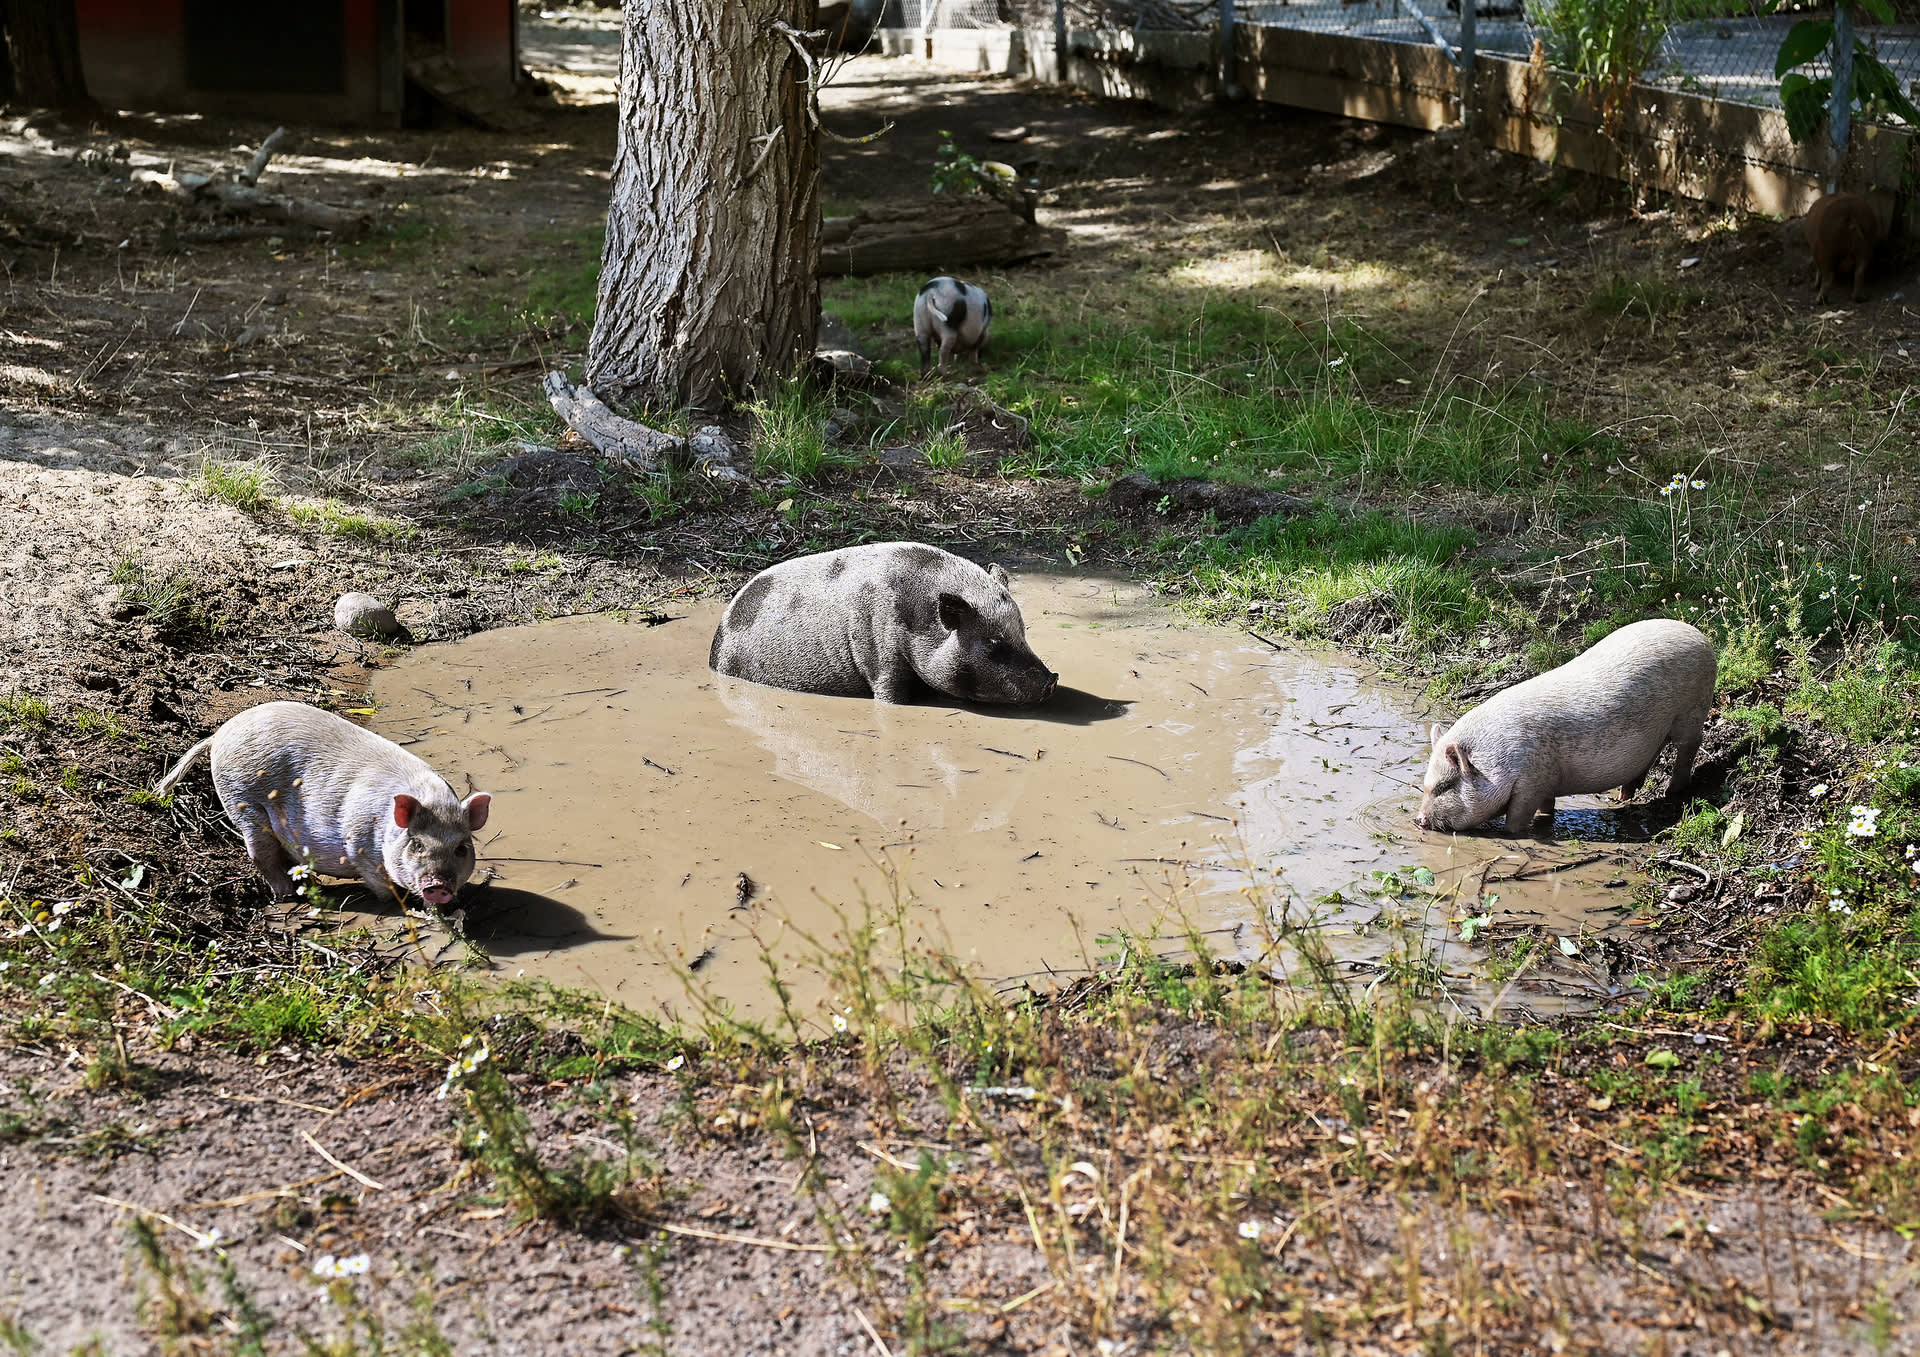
[929,130,983,196]
[1528,0,1669,129]
[1775,2,1920,142]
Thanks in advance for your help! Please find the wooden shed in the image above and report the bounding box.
[74,0,518,125]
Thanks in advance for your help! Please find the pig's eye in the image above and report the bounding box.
[987,640,1014,663]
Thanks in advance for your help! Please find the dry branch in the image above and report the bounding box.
[132,128,369,235]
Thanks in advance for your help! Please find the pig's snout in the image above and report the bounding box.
[1040,672,1059,701]
[418,881,456,907]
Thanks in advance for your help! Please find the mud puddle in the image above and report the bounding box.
[367,574,1653,1020]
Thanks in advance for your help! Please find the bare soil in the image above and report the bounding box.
[2,13,1916,1351]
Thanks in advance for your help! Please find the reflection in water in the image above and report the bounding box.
[367,573,1655,1018]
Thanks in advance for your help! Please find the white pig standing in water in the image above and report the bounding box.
[914,276,991,373]
[1417,619,1716,836]
[155,701,490,908]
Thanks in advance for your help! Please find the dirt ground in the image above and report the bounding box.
[2,8,1918,1352]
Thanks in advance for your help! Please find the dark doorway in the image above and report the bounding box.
[183,0,347,94]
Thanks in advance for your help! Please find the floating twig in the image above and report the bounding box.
[1487,851,1609,883]
[483,856,605,868]
[1108,754,1170,781]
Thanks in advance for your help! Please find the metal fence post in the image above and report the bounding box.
[1829,2,1854,180]
[1054,0,1067,83]
[1458,0,1476,131]
[1220,0,1241,99]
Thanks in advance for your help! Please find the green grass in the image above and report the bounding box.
[0,691,51,728]
[446,225,602,342]
[1183,508,1485,645]
[921,429,967,469]
[1586,274,1709,319]
[286,499,417,543]
[196,457,274,512]
[750,377,853,481]
[109,553,212,638]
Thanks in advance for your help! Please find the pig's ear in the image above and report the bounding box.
[1442,740,1472,775]
[463,792,491,833]
[988,563,1010,586]
[1428,723,1445,748]
[392,793,419,829]
[937,592,978,631]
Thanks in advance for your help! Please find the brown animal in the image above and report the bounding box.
[1800,192,1881,303]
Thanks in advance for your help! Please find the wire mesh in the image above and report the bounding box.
[884,0,1920,124]
[1230,0,1920,120]
[878,0,1016,28]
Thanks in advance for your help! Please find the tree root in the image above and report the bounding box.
[541,373,745,482]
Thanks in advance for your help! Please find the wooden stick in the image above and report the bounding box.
[91,1193,217,1248]
[299,1129,387,1191]
[656,1221,829,1253]
[851,1305,894,1356]
[217,1089,338,1116]
[239,126,289,187]
[183,1172,342,1210]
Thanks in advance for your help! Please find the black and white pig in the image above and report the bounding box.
[708,542,1057,705]
[914,276,992,373]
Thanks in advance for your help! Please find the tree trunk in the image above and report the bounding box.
[0,0,93,113]
[587,0,821,413]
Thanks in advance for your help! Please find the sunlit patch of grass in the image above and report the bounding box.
[1184,507,1486,645]
[109,553,212,638]
[285,499,417,543]
[921,429,967,469]
[195,457,275,512]
[0,691,52,729]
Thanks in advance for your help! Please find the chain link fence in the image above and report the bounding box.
[1233,0,1920,121]
[883,0,1920,125]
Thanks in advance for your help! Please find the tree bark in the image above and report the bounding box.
[586,0,821,413]
[0,0,93,114]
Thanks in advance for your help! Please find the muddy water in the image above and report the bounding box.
[369,575,1642,1018]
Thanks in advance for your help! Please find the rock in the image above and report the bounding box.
[824,407,862,444]
[689,426,747,482]
[816,311,863,355]
[949,388,1032,454]
[333,592,408,642]
[689,426,739,463]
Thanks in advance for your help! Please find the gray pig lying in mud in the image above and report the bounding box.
[709,542,1057,705]
[1417,619,1716,836]
[155,701,491,908]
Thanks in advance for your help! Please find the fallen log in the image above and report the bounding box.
[131,127,370,235]
[819,196,1063,276]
